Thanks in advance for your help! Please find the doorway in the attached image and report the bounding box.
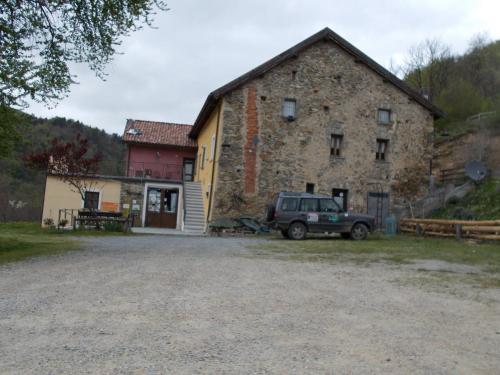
[367,192,389,229]
[332,189,348,211]
[146,188,179,228]
[183,159,195,181]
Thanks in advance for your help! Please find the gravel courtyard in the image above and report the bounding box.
[1,235,499,374]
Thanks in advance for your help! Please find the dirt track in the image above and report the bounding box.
[1,235,499,374]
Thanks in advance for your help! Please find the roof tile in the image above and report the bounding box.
[123,120,196,148]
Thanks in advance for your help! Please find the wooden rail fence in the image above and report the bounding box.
[400,218,500,241]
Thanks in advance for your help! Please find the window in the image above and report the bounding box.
[84,191,99,210]
[330,134,343,157]
[376,139,389,161]
[281,198,298,211]
[282,99,296,120]
[306,183,315,194]
[299,198,318,212]
[319,199,339,213]
[210,134,216,160]
[200,145,206,170]
[377,109,391,124]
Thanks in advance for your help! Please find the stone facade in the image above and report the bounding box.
[211,40,435,220]
[119,181,145,226]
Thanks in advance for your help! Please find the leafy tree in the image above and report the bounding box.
[0,0,168,155]
[24,134,102,211]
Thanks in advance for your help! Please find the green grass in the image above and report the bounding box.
[432,178,500,220]
[249,234,500,288]
[0,222,132,265]
[0,222,80,265]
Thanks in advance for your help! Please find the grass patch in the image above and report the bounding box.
[249,234,500,288]
[0,221,132,265]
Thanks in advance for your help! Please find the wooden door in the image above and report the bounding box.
[146,188,178,228]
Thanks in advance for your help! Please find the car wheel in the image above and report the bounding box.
[341,232,351,239]
[350,223,368,240]
[281,229,289,239]
[288,222,307,240]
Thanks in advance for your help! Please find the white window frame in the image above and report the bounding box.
[282,99,297,120]
[210,134,216,161]
[81,188,102,210]
[201,145,206,170]
[377,108,391,124]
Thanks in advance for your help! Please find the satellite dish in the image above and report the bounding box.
[465,160,488,181]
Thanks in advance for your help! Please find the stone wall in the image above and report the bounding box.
[119,181,145,226]
[211,40,434,220]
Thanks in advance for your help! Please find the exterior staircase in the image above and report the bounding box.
[183,181,206,234]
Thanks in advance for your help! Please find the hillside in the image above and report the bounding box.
[432,178,500,220]
[0,113,126,221]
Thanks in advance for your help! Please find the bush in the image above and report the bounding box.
[59,219,68,228]
[43,218,54,227]
[103,221,123,232]
[452,207,476,220]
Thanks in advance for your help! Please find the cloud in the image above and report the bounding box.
[26,0,500,135]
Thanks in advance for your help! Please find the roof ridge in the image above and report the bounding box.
[189,27,443,138]
[130,119,193,127]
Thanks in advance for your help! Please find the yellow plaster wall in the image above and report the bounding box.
[195,103,222,221]
[41,175,121,226]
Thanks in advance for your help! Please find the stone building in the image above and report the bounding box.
[190,27,442,226]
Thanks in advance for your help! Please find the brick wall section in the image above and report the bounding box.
[244,84,258,194]
[211,41,434,220]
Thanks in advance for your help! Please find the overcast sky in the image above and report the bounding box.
[27,0,500,135]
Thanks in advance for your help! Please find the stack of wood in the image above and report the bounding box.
[400,218,500,241]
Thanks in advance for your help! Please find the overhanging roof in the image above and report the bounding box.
[189,27,443,138]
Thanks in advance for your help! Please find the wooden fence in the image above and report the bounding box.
[439,167,466,183]
[400,218,500,241]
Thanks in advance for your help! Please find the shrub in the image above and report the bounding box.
[103,221,123,232]
[59,219,68,228]
[43,218,54,227]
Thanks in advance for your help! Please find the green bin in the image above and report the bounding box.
[384,215,397,235]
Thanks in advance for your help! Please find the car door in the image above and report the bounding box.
[298,198,321,232]
[318,198,344,232]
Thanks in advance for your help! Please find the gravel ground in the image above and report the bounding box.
[1,235,499,374]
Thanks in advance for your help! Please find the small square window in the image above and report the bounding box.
[377,109,391,124]
[282,99,296,120]
[84,191,99,210]
[330,134,343,157]
[306,183,315,194]
[376,139,389,161]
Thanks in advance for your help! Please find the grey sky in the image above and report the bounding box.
[27,0,500,135]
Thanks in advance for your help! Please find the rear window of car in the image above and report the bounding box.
[299,198,319,212]
[281,198,298,211]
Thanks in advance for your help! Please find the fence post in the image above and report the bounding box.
[455,224,462,240]
[416,224,422,235]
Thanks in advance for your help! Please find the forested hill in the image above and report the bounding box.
[0,112,126,221]
[402,36,500,136]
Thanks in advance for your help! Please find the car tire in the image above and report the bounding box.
[350,223,368,240]
[281,229,289,239]
[288,222,307,240]
[341,232,351,239]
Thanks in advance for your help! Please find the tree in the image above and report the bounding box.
[392,163,429,218]
[24,134,101,210]
[0,0,168,154]
[400,38,453,102]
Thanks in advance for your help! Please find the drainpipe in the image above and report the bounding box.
[206,102,222,225]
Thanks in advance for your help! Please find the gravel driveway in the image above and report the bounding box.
[1,235,499,374]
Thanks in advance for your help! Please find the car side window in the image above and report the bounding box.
[299,198,319,212]
[281,198,298,211]
[320,199,339,213]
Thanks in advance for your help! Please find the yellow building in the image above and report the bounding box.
[42,175,121,227]
[194,103,223,221]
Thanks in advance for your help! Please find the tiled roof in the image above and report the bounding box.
[123,119,196,148]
